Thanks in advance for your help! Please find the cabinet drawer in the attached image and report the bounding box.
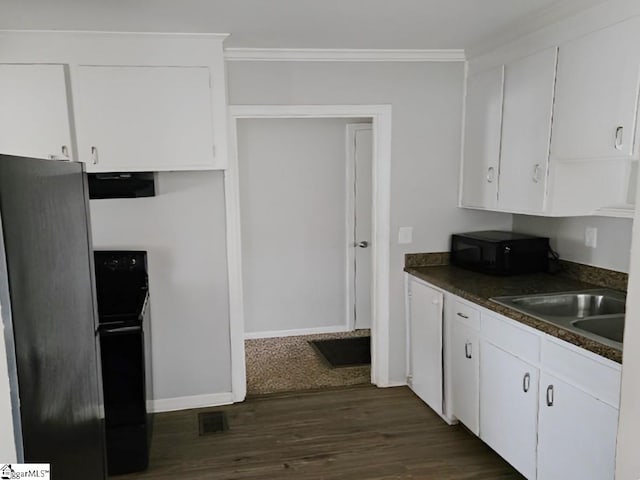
[541,338,621,408]
[451,300,480,331]
[481,312,540,363]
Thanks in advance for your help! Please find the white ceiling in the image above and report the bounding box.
[0,0,605,50]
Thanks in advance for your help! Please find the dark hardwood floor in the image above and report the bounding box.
[117,385,523,479]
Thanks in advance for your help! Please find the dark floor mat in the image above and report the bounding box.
[309,336,371,368]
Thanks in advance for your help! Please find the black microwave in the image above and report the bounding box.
[450,231,550,275]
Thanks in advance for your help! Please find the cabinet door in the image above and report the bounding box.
[480,342,539,479]
[461,67,504,209]
[0,64,72,160]
[75,65,216,172]
[450,318,479,435]
[537,372,618,480]
[498,47,557,213]
[552,17,640,161]
[408,280,443,416]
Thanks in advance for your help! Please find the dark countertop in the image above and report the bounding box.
[405,265,623,364]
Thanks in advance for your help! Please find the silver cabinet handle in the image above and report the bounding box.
[48,145,71,161]
[356,241,369,248]
[486,166,495,183]
[456,312,469,319]
[91,146,99,165]
[546,385,554,406]
[615,126,624,151]
[532,164,542,183]
[464,342,472,359]
[523,372,531,393]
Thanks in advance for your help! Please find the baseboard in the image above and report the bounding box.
[244,325,350,340]
[377,381,407,388]
[150,392,234,413]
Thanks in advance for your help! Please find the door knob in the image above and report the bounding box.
[357,241,369,248]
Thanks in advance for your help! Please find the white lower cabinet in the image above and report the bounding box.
[407,278,444,417]
[406,279,624,480]
[537,372,618,480]
[480,341,539,479]
[450,316,479,435]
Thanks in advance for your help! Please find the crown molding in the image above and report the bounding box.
[467,0,607,58]
[224,48,465,62]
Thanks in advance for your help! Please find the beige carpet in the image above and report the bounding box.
[245,330,371,395]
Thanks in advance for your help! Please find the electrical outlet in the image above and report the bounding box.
[398,227,413,244]
[585,227,598,248]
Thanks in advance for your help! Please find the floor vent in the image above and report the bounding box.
[198,411,229,435]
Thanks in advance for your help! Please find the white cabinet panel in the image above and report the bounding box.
[552,16,640,161]
[461,67,504,209]
[0,64,72,160]
[498,47,557,214]
[408,279,443,416]
[537,372,618,480]
[450,318,479,435]
[75,65,217,172]
[480,341,539,479]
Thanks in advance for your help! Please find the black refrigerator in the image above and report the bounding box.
[0,154,107,479]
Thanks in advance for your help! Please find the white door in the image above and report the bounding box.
[498,47,557,214]
[408,279,443,416]
[480,341,539,479]
[0,64,73,160]
[537,372,618,480]
[348,124,373,330]
[461,66,504,209]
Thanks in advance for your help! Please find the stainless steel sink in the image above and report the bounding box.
[491,289,626,349]
[508,293,625,318]
[572,316,625,343]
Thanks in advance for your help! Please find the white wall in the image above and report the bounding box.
[90,171,232,406]
[513,215,633,273]
[228,61,513,382]
[238,118,355,335]
[616,198,640,480]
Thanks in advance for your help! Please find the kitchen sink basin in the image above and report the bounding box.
[507,293,625,318]
[491,289,626,349]
[572,316,625,343]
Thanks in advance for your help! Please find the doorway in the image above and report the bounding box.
[225,105,393,402]
[236,118,372,394]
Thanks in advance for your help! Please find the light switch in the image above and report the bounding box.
[398,227,413,244]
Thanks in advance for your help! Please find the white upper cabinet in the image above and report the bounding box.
[0,32,229,172]
[461,13,640,217]
[552,16,640,162]
[75,66,216,172]
[460,67,504,209]
[0,64,73,160]
[497,47,557,214]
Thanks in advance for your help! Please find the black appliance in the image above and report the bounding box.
[0,155,106,478]
[450,231,550,275]
[94,250,153,475]
[88,172,156,199]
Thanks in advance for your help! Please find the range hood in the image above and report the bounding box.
[88,172,156,199]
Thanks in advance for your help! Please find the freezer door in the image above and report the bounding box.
[0,155,106,479]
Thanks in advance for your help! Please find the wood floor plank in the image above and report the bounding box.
[116,386,524,480]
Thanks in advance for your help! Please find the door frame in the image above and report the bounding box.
[225,105,392,401]
[345,123,373,331]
